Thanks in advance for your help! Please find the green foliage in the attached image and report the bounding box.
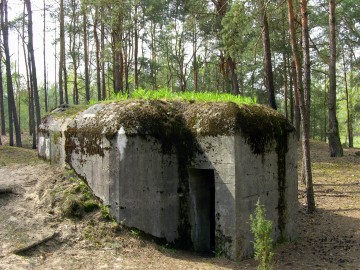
[250,199,274,270]
[100,205,112,221]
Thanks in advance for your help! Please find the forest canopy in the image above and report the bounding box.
[0,0,359,149]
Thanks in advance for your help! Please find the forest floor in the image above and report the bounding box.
[0,134,359,270]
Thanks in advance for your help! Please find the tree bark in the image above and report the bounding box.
[58,0,64,104]
[193,25,198,92]
[260,4,277,109]
[101,8,106,99]
[43,0,48,112]
[83,11,90,102]
[70,0,79,104]
[134,3,139,90]
[328,0,343,157]
[94,6,101,100]
[342,52,353,148]
[1,0,22,147]
[0,35,5,136]
[287,0,315,213]
[26,0,41,130]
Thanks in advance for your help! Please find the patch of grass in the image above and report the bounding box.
[100,205,112,221]
[0,146,39,166]
[106,88,256,105]
[49,104,90,119]
[56,169,102,219]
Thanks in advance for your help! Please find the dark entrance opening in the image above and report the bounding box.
[189,169,215,254]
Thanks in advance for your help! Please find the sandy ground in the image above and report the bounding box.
[0,135,359,270]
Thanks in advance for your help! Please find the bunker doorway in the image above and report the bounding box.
[189,169,215,254]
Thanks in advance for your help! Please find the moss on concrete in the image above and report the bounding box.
[49,104,90,119]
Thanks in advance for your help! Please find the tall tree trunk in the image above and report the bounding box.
[193,25,198,92]
[1,0,22,146]
[21,7,32,135]
[26,0,41,131]
[64,56,68,104]
[260,4,277,109]
[287,0,315,213]
[301,0,312,184]
[70,0,79,104]
[283,53,288,119]
[301,0,311,121]
[0,35,6,136]
[43,0,48,112]
[27,50,36,149]
[288,55,294,124]
[58,0,65,104]
[342,52,353,148]
[228,57,239,95]
[83,11,90,102]
[292,60,300,140]
[134,3,139,90]
[101,8,106,99]
[328,0,343,157]
[150,21,157,90]
[54,16,58,107]
[282,12,288,119]
[94,6,101,100]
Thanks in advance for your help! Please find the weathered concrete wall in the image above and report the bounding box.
[38,100,298,261]
[38,114,69,166]
[235,134,298,259]
[191,136,236,257]
[109,134,180,241]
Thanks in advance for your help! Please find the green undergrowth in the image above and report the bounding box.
[51,169,111,221]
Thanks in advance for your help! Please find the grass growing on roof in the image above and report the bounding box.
[93,88,256,105]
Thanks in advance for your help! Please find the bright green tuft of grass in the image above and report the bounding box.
[100,88,256,105]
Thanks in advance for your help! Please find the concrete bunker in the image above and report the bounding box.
[38,100,298,260]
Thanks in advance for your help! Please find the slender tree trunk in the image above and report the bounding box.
[301,0,311,121]
[27,50,36,149]
[83,11,90,102]
[150,21,157,90]
[260,4,277,109]
[94,6,101,100]
[134,3,139,90]
[283,53,288,119]
[64,56,68,104]
[342,52,353,148]
[70,0,79,104]
[193,25,198,92]
[54,16,58,107]
[228,57,239,95]
[21,7,32,134]
[26,0,41,131]
[101,8,106,99]
[58,0,64,104]
[1,0,21,146]
[292,60,300,140]
[43,0,48,112]
[287,0,315,213]
[282,12,288,119]
[301,0,312,184]
[0,36,6,136]
[328,0,343,157]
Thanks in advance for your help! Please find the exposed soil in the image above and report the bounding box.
[0,134,359,270]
